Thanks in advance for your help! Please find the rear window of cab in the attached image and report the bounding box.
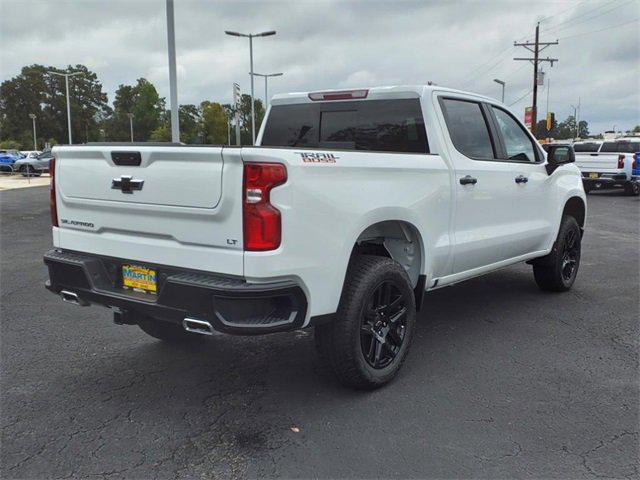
[600,141,640,153]
[261,99,429,154]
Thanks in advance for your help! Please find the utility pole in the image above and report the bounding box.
[514,23,558,136]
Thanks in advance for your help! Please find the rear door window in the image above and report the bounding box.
[491,106,537,162]
[440,98,495,159]
[261,98,428,153]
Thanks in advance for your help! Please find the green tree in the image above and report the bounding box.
[555,115,589,139]
[633,125,640,133]
[106,78,165,141]
[201,101,228,144]
[0,64,109,148]
[179,104,202,143]
[534,119,558,140]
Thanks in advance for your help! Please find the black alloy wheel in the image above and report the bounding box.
[360,280,408,369]
[561,228,579,283]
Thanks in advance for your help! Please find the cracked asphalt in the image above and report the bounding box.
[1,186,638,479]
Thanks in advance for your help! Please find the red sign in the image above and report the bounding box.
[524,107,533,129]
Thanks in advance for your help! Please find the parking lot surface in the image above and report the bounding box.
[1,186,638,479]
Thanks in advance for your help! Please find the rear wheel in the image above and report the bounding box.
[137,314,203,343]
[315,255,416,389]
[583,182,592,194]
[533,215,582,292]
[624,182,640,196]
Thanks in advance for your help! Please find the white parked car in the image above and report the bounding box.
[44,85,586,389]
[574,139,640,195]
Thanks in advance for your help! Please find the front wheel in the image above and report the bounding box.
[315,255,416,389]
[532,215,582,292]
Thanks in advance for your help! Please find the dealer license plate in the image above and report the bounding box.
[588,172,599,179]
[122,265,157,293]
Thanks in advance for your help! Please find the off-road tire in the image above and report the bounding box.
[315,255,416,389]
[533,215,582,292]
[137,315,203,343]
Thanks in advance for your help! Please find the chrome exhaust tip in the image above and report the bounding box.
[182,317,214,336]
[60,290,89,306]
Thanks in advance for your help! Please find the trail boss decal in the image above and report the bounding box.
[296,152,339,163]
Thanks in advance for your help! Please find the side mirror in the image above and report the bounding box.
[545,144,575,175]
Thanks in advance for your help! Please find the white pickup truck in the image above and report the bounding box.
[574,139,640,195]
[45,85,586,389]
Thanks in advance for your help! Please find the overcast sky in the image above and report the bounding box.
[1,0,639,133]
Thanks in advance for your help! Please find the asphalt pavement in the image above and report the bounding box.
[1,186,638,479]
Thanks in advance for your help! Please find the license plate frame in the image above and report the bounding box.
[122,264,157,294]
[588,172,599,179]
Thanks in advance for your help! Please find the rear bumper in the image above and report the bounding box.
[582,173,630,186]
[44,249,308,335]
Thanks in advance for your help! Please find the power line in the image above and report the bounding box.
[559,16,639,39]
[543,0,620,32]
[537,0,587,25]
[543,0,634,34]
[457,45,515,85]
[508,89,533,107]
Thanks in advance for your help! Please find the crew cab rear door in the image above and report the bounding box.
[437,95,553,274]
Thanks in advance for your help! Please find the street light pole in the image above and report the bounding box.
[250,72,284,107]
[166,0,180,143]
[127,113,134,142]
[493,78,505,103]
[29,114,37,150]
[225,30,276,144]
[48,70,82,144]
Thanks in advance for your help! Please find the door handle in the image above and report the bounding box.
[515,175,529,184]
[459,175,478,185]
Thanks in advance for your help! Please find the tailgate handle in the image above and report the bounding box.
[111,151,141,166]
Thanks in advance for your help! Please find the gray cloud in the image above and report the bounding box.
[1,0,639,133]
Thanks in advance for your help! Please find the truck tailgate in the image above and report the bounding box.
[52,145,244,275]
[575,153,620,173]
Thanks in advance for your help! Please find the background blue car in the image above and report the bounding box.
[0,150,26,172]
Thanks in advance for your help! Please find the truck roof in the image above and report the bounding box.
[270,85,497,106]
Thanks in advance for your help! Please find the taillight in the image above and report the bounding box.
[243,163,286,251]
[308,89,368,101]
[617,154,625,169]
[49,157,58,227]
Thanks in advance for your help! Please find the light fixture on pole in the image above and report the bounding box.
[28,114,37,150]
[250,72,283,107]
[47,70,83,144]
[166,0,180,143]
[127,113,134,142]
[225,29,276,144]
[493,78,505,103]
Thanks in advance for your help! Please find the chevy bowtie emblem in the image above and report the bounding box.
[112,175,144,194]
